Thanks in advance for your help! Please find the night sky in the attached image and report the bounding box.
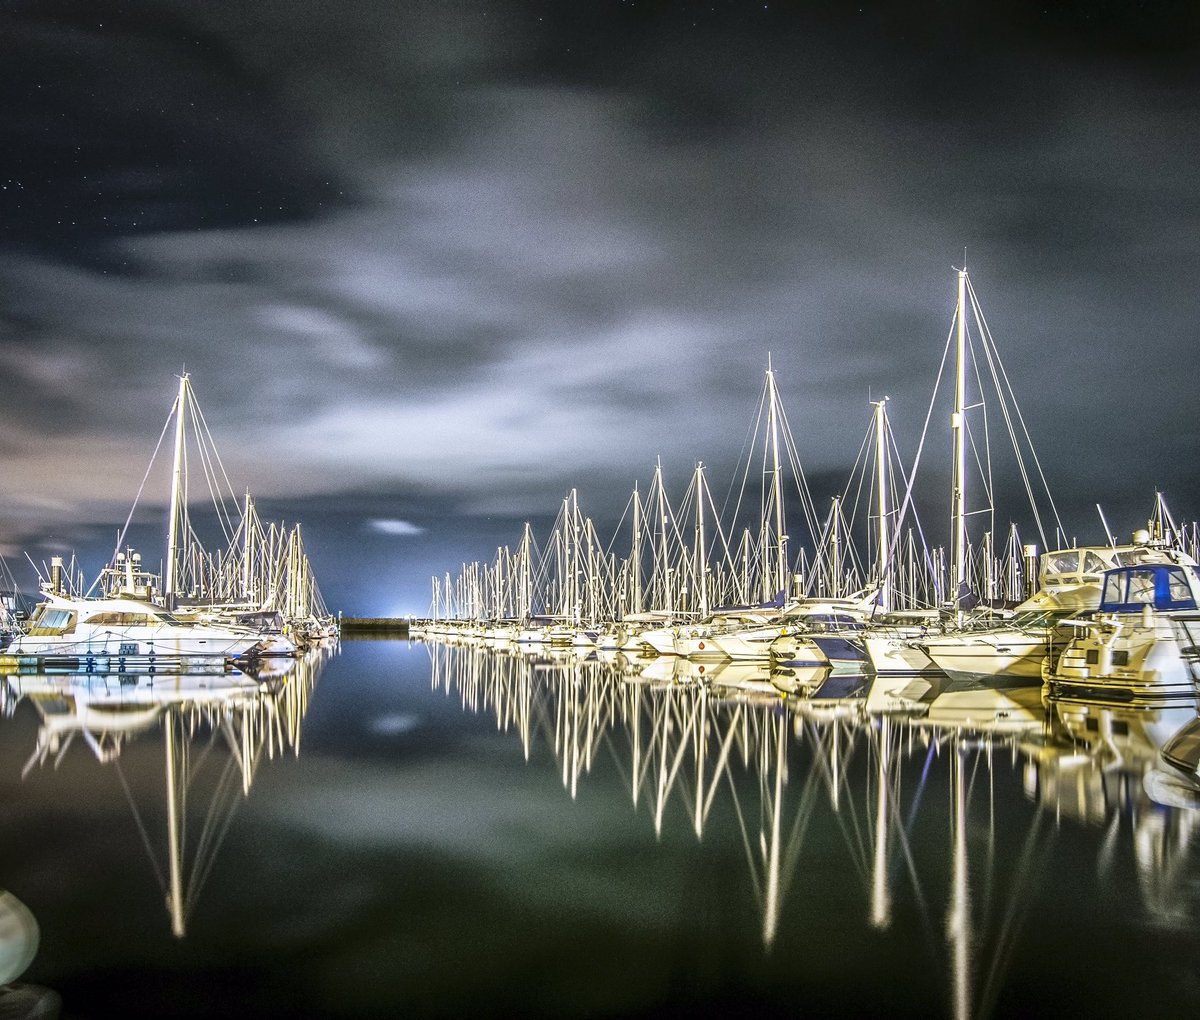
[2,1,1199,615]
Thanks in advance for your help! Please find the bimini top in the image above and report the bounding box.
[1099,564,1200,613]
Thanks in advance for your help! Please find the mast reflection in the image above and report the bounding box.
[6,646,333,938]
[423,639,1200,1018]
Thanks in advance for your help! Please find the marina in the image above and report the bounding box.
[3,267,1200,1018]
[5,3,1200,1012]
[413,272,1200,726]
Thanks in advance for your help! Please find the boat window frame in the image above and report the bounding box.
[1099,565,1198,612]
[25,607,77,636]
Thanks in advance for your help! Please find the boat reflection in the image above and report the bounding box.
[424,640,1200,1019]
[4,646,333,938]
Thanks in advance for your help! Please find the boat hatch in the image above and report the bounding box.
[1099,565,1198,612]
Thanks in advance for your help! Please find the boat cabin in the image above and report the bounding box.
[1039,544,1187,589]
[1098,564,1200,613]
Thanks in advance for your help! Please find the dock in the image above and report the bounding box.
[339,617,411,636]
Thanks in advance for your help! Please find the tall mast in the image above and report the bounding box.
[765,358,787,602]
[241,492,254,604]
[694,462,709,617]
[874,398,892,612]
[951,269,969,602]
[519,522,533,620]
[830,497,841,598]
[630,485,643,615]
[569,490,579,622]
[165,373,189,604]
[654,459,669,610]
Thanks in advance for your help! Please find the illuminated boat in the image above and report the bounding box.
[1045,561,1200,706]
[725,600,871,661]
[919,537,1194,683]
[7,579,270,668]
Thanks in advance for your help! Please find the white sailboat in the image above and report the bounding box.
[865,265,1066,698]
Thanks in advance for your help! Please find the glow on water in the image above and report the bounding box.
[1,639,1199,1018]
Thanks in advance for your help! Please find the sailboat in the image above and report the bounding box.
[863,266,1067,702]
[667,360,872,662]
[9,376,315,669]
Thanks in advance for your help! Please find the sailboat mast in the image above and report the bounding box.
[519,522,533,620]
[654,459,669,609]
[165,374,188,604]
[694,462,708,617]
[630,485,643,615]
[766,360,787,601]
[951,269,969,601]
[830,497,841,598]
[241,492,254,604]
[874,398,892,612]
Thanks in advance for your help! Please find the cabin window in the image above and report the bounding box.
[26,608,76,636]
[1101,573,1123,606]
[1127,569,1158,605]
[1161,568,1196,610]
[85,612,155,627]
[1044,551,1080,576]
[1081,552,1108,577]
[1100,566,1198,611]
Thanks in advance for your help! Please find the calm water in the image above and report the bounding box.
[2,639,1200,1018]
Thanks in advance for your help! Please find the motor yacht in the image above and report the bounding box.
[1045,560,1200,706]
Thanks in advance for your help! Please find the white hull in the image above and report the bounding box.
[9,630,262,661]
[637,627,678,656]
[922,632,1048,683]
[1046,613,1200,706]
[862,635,942,677]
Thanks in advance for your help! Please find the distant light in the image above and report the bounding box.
[368,518,424,536]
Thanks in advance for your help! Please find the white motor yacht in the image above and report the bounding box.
[1045,561,1200,706]
[7,592,270,669]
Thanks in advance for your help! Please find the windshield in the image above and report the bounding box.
[1101,566,1197,611]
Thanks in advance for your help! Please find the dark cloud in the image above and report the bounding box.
[1,0,1200,607]
[0,0,348,270]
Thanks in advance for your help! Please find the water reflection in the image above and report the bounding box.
[423,639,1200,1020]
[3,646,333,939]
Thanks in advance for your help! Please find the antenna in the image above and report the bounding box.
[1096,504,1116,547]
